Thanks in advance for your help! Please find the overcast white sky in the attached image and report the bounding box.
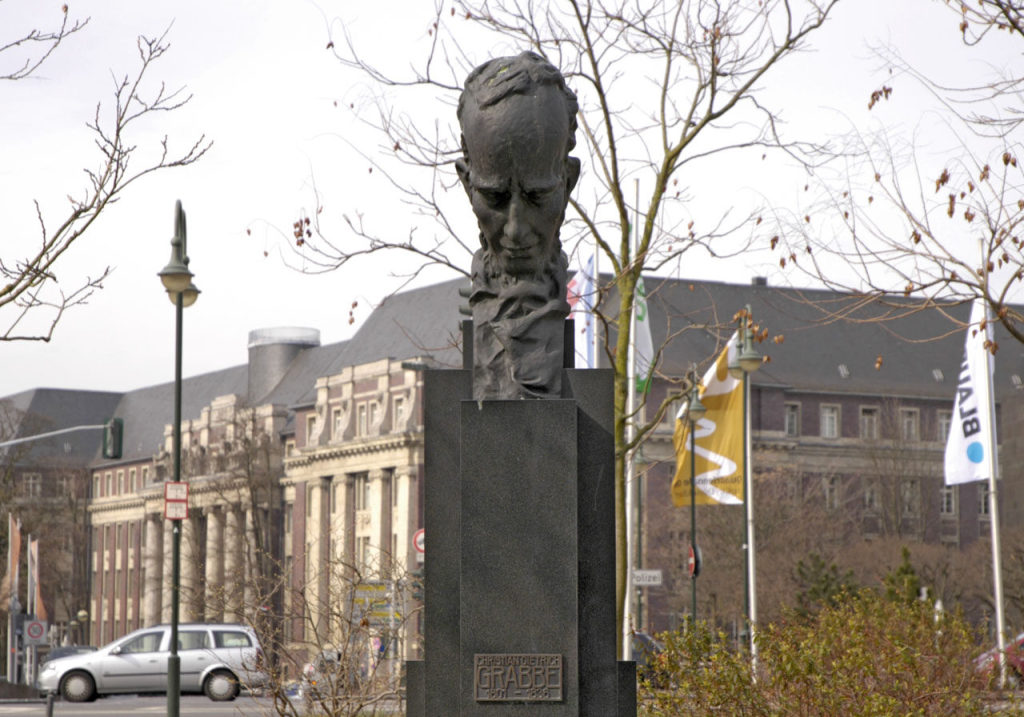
[0,0,1013,399]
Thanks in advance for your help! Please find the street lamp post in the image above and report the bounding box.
[686,365,707,623]
[728,306,761,663]
[76,609,88,646]
[158,201,199,717]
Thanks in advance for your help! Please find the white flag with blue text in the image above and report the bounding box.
[944,299,997,486]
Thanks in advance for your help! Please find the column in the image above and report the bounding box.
[223,507,243,623]
[204,507,225,622]
[143,515,163,626]
[243,509,256,621]
[161,519,174,623]
[180,517,198,623]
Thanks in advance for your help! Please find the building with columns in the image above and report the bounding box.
[79,281,462,672]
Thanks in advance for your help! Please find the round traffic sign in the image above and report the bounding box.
[413,528,425,554]
[687,544,702,579]
[25,620,45,641]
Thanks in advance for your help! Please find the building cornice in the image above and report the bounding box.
[285,432,423,468]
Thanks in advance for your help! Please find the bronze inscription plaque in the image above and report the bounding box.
[473,653,563,702]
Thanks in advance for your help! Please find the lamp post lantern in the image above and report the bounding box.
[75,609,88,646]
[159,200,198,717]
[686,365,706,623]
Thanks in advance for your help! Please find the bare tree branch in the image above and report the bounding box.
[0,27,211,342]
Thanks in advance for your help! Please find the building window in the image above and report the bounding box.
[859,407,879,440]
[305,414,316,443]
[332,408,343,439]
[357,403,368,436]
[823,476,840,511]
[141,466,149,485]
[864,482,878,512]
[117,470,125,494]
[354,473,370,511]
[901,479,920,516]
[285,440,296,457]
[369,401,380,429]
[940,486,957,516]
[390,470,399,507]
[93,474,100,497]
[129,468,136,493]
[56,474,71,496]
[358,536,372,570]
[900,408,920,442]
[979,484,991,516]
[22,473,42,498]
[393,396,407,431]
[105,472,113,496]
[820,405,840,439]
[937,410,952,443]
[284,503,293,535]
[784,403,800,437]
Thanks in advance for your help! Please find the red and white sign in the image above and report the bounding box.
[688,545,702,579]
[164,481,189,520]
[413,528,425,554]
[24,620,47,644]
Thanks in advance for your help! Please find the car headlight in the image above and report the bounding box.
[40,663,56,674]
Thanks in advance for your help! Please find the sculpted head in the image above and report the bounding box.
[456,52,580,279]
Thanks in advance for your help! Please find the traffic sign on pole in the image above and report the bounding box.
[688,545,702,579]
[24,620,47,645]
[164,482,189,520]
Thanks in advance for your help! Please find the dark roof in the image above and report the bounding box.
[641,277,1023,399]
[108,365,249,463]
[0,388,123,464]
[329,278,466,371]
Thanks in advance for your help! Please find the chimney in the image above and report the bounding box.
[247,327,320,403]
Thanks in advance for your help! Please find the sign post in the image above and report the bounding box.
[164,482,189,520]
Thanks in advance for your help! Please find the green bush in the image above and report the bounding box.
[640,590,987,717]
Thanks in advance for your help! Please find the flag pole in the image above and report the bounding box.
[743,316,760,674]
[982,301,1007,688]
[5,514,13,683]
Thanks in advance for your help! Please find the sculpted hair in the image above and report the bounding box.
[458,52,578,153]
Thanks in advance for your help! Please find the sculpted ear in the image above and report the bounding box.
[566,157,581,195]
[456,157,472,197]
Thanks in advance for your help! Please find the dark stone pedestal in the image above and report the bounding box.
[406,367,635,716]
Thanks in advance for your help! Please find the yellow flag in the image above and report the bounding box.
[671,334,744,506]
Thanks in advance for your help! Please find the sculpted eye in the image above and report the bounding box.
[478,189,510,208]
[524,189,553,204]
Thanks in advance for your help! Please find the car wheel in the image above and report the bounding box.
[60,671,96,702]
[204,670,239,701]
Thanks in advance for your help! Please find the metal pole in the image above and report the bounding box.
[744,370,759,672]
[981,300,1006,688]
[689,410,697,623]
[167,291,182,717]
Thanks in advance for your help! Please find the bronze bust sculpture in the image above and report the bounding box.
[456,52,581,400]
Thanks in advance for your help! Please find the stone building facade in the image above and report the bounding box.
[4,276,1023,665]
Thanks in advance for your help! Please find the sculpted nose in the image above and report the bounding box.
[501,195,527,248]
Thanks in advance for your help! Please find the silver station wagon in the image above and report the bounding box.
[37,623,267,702]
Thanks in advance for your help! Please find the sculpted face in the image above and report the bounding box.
[458,87,578,278]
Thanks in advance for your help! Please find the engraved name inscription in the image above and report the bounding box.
[474,654,563,702]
